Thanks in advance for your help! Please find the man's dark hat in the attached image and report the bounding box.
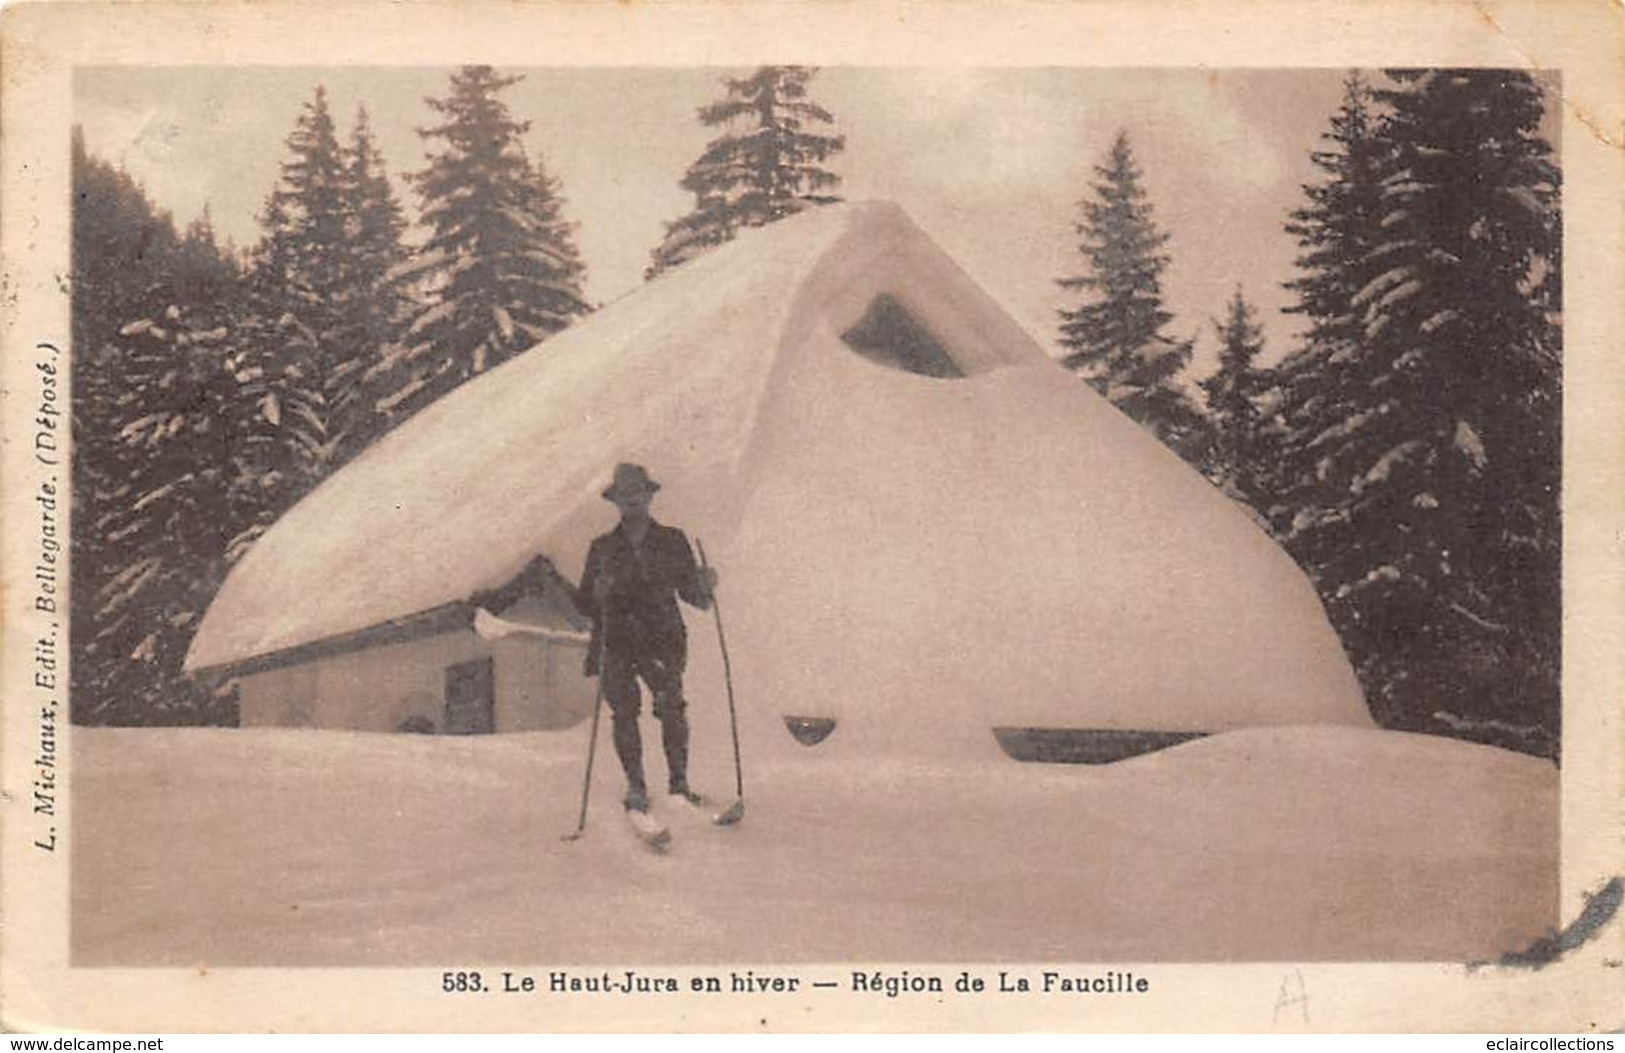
[602,462,661,501]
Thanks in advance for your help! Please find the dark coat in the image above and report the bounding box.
[576,520,711,676]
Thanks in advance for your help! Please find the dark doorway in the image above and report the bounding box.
[444,657,496,735]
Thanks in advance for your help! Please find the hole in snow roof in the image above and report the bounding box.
[839,294,965,379]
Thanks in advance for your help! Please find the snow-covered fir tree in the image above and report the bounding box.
[1057,131,1208,462]
[71,136,238,723]
[72,134,171,721]
[71,149,257,724]
[1268,74,1388,544]
[1266,74,1397,722]
[1280,75,1387,361]
[1274,71,1561,753]
[83,299,243,723]
[241,86,349,482]
[71,128,186,365]
[74,110,403,725]
[1358,69,1560,747]
[1199,286,1270,508]
[75,187,309,724]
[247,95,414,469]
[379,66,590,422]
[647,66,845,278]
[331,105,411,463]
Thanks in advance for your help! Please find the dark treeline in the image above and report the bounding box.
[75,67,1559,758]
[1058,70,1560,757]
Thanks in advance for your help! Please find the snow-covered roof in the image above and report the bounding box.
[189,201,1368,741]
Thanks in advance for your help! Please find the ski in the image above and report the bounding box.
[670,792,744,827]
[625,807,672,852]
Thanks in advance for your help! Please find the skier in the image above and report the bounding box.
[576,463,718,816]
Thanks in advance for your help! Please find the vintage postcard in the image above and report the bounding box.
[2,0,1621,1034]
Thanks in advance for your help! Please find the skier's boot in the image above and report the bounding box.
[610,707,648,812]
[668,786,705,808]
[623,786,650,814]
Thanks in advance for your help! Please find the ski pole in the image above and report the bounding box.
[697,539,744,825]
[562,620,609,841]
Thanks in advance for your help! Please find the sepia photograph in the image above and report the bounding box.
[2,0,1621,1035]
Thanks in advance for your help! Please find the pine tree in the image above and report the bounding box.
[72,136,252,723]
[332,105,411,463]
[79,282,300,726]
[1282,75,1387,367]
[1274,71,1560,754]
[381,65,590,421]
[243,86,348,479]
[1266,72,1388,705]
[245,90,417,472]
[71,127,186,365]
[1268,73,1388,548]
[84,299,245,723]
[72,131,190,721]
[174,208,240,304]
[1346,69,1561,749]
[647,66,845,278]
[1057,131,1208,460]
[1200,286,1270,507]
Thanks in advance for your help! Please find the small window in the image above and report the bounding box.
[784,715,837,747]
[839,294,964,379]
[992,727,1207,765]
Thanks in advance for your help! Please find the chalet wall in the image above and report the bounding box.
[235,616,594,734]
[494,594,595,732]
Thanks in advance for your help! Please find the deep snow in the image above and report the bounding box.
[71,722,1556,966]
[189,201,1366,750]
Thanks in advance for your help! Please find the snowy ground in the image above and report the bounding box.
[71,723,1557,966]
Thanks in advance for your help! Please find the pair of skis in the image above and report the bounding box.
[555,697,743,852]
[624,793,736,853]
[481,539,744,851]
[552,537,745,852]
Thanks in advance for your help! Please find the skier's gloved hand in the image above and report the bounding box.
[699,565,719,595]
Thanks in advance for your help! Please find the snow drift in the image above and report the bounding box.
[71,724,1556,965]
[186,201,1366,761]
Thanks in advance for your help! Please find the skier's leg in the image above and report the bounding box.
[659,694,691,794]
[602,649,647,808]
[646,659,691,796]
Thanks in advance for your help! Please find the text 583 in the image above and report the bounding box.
[442,971,485,993]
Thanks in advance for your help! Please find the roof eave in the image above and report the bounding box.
[189,600,477,683]
[190,557,586,682]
